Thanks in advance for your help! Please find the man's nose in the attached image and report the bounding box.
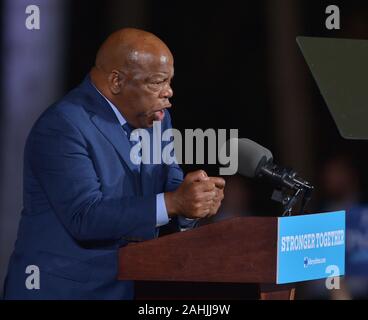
[160,84,173,99]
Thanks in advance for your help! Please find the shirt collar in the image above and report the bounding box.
[92,83,127,126]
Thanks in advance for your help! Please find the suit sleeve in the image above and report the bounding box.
[29,111,156,242]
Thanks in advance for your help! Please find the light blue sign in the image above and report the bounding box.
[277,211,345,284]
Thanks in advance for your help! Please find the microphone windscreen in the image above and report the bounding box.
[219,138,273,177]
[235,138,273,177]
[237,138,273,177]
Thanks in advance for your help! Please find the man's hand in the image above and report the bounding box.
[165,170,224,219]
[206,177,225,217]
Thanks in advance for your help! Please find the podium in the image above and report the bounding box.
[118,217,295,300]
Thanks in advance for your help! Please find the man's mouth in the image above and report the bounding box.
[153,109,166,121]
[151,104,171,121]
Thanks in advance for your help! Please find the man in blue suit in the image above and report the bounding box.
[3,28,225,300]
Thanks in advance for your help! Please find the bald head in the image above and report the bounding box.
[90,28,174,129]
[94,28,173,74]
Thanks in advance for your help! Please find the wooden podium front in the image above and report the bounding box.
[118,217,295,300]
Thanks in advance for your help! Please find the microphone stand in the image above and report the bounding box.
[270,174,314,216]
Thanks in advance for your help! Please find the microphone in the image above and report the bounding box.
[223,138,313,192]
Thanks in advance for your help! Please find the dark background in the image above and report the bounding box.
[65,0,368,214]
[1,0,368,299]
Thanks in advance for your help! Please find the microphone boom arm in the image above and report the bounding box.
[259,161,314,216]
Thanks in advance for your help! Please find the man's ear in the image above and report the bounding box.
[108,70,124,94]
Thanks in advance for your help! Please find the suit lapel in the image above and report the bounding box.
[90,115,139,174]
[78,75,138,174]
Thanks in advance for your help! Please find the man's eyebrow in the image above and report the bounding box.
[149,72,167,77]
[148,73,173,80]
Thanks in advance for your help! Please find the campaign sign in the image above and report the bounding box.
[277,211,345,284]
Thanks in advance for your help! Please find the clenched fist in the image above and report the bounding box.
[207,177,225,217]
[165,170,225,219]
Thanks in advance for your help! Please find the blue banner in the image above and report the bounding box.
[277,211,345,284]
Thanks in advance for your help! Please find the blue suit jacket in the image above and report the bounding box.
[4,76,186,300]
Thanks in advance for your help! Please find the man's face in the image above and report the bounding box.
[116,51,174,128]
